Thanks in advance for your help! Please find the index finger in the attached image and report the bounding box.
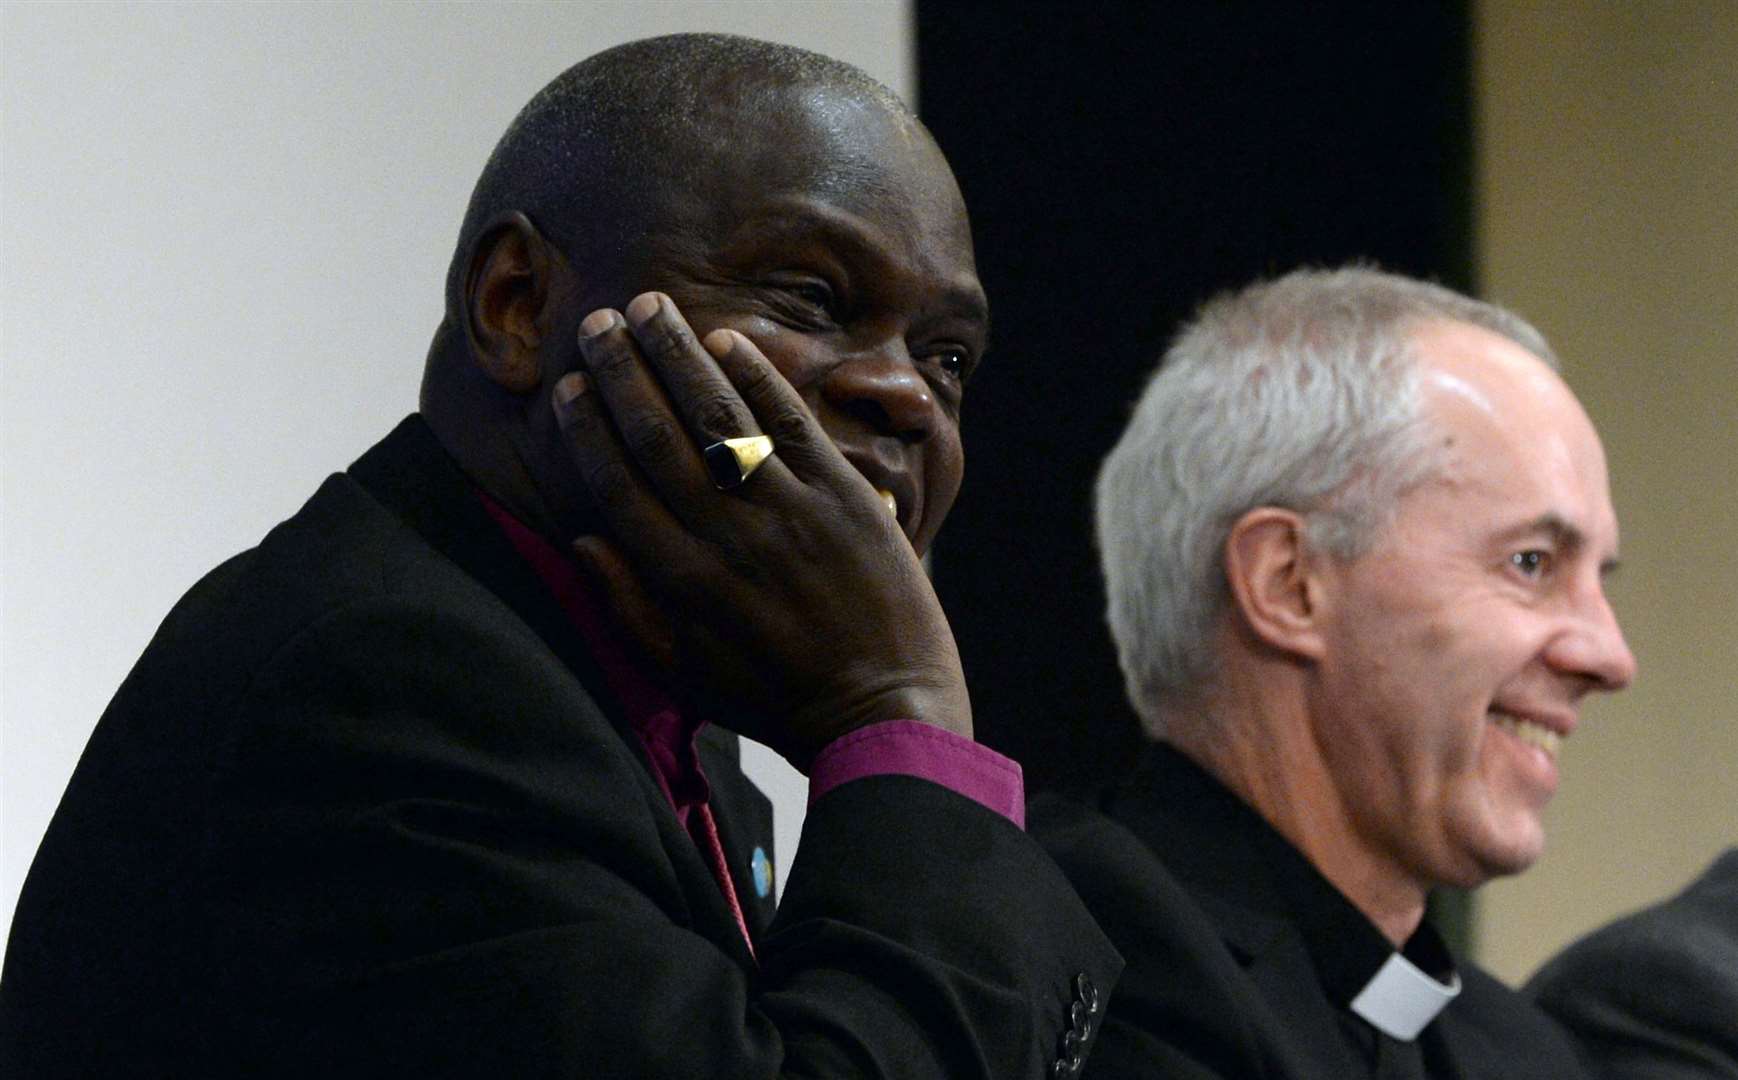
[698,326,856,491]
[576,303,779,515]
[617,293,851,495]
[621,292,763,451]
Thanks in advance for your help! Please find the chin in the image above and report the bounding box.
[1439,807,1547,888]
[1470,826,1547,883]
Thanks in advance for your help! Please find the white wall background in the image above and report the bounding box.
[2,0,912,958]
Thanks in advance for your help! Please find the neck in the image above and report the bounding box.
[1168,661,1429,947]
[417,339,573,539]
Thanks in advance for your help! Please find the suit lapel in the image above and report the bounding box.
[346,415,760,971]
[1109,744,1384,1077]
[346,416,616,724]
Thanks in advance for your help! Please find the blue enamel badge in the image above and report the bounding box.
[750,845,773,899]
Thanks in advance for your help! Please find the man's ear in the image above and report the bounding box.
[462,211,562,394]
[1223,507,1328,663]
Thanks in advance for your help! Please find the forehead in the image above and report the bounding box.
[678,84,979,276]
[1403,320,1619,552]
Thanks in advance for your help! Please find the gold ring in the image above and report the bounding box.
[702,435,775,490]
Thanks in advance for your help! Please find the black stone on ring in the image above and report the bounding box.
[702,435,775,490]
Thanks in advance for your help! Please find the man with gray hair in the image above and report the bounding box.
[1033,266,1635,1078]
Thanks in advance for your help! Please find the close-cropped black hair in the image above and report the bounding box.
[438,33,910,333]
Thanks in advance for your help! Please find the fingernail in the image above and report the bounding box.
[579,309,619,340]
[624,292,662,328]
[701,328,735,359]
[553,372,588,409]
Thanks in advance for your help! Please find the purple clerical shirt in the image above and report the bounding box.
[478,495,1027,836]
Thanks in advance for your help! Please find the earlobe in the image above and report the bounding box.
[1224,507,1327,663]
[463,211,559,394]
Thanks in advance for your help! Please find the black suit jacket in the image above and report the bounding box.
[2,416,1119,1078]
[1528,848,1738,1080]
[1031,743,1590,1079]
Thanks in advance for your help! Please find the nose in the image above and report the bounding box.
[821,341,937,444]
[1550,580,1638,693]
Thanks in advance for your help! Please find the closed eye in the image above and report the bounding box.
[757,271,837,311]
[753,275,840,331]
[783,280,834,310]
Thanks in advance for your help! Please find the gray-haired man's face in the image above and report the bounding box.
[1304,319,1634,893]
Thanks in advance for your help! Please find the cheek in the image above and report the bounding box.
[730,318,836,402]
[930,432,964,505]
[907,430,962,557]
[1349,583,1473,691]
[1327,608,1470,774]
[1401,619,1491,751]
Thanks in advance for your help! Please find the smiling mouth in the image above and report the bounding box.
[843,447,915,540]
[1489,712,1563,759]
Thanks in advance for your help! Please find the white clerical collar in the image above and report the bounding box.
[1348,951,1462,1040]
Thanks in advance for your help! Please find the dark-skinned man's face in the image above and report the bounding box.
[548,82,986,557]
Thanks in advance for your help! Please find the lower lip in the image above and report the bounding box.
[1487,716,1560,796]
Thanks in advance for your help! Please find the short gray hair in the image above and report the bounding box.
[1096,266,1556,735]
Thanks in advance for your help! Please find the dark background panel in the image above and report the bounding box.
[917,0,1475,796]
